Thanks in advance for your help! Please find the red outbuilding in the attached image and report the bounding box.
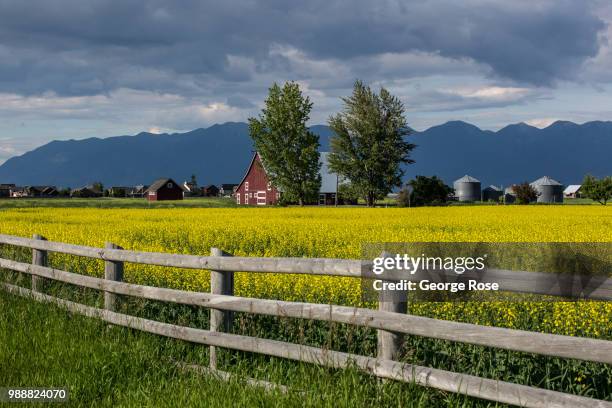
[145,178,185,201]
[235,152,280,205]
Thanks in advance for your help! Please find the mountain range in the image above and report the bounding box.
[0,120,610,188]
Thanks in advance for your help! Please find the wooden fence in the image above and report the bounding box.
[0,233,611,408]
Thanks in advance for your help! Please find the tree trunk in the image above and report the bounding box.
[366,192,375,207]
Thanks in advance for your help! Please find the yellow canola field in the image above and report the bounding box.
[1,205,611,337]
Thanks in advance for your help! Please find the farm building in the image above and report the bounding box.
[220,184,238,197]
[482,185,503,202]
[235,152,281,205]
[202,185,220,197]
[0,184,15,198]
[504,186,517,204]
[453,175,481,202]
[108,186,130,197]
[235,152,339,206]
[563,185,582,198]
[71,186,102,198]
[530,176,564,203]
[182,181,198,196]
[10,187,28,198]
[39,186,59,197]
[9,185,58,198]
[145,178,185,201]
[318,152,339,205]
[128,185,148,198]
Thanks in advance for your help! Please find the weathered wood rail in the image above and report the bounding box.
[0,234,610,299]
[0,233,611,408]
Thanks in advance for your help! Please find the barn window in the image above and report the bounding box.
[267,182,271,191]
[236,193,240,204]
[167,182,173,188]
[245,182,249,191]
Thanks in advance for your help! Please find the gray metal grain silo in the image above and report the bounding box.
[530,176,564,203]
[483,185,503,202]
[453,175,481,202]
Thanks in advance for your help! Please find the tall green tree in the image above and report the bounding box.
[248,82,321,206]
[328,80,415,207]
[582,174,612,205]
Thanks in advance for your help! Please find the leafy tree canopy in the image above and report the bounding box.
[249,82,321,205]
[582,174,612,205]
[328,80,415,207]
[398,175,452,207]
[513,182,539,205]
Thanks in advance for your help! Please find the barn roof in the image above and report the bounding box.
[530,176,562,186]
[454,175,480,183]
[563,184,581,194]
[484,185,502,192]
[146,178,186,193]
[236,152,261,192]
[71,186,96,193]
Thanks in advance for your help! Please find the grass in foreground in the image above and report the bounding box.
[0,289,490,408]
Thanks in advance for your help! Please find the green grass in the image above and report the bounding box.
[0,197,237,209]
[0,289,487,408]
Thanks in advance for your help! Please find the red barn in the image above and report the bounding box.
[145,178,185,201]
[235,152,280,205]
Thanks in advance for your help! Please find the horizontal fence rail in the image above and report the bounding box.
[1,257,610,364]
[1,234,610,300]
[1,233,612,408]
[3,283,610,408]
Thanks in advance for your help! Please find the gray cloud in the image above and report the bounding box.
[0,0,606,99]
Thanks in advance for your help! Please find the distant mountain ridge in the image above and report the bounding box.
[0,120,610,188]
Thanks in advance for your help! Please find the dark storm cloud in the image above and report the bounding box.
[0,0,606,97]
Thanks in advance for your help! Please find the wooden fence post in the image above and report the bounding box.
[377,251,407,360]
[209,247,234,369]
[31,234,47,292]
[104,242,124,311]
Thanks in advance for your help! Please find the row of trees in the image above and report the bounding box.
[248,80,611,207]
[249,81,415,206]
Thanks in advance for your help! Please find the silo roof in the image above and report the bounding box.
[454,174,480,183]
[530,176,562,186]
[484,185,502,191]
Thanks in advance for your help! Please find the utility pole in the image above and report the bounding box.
[335,174,338,206]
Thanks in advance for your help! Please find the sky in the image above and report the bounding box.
[1,0,612,163]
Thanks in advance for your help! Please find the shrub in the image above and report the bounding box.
[513,182,538,205]
[398,176,453,207]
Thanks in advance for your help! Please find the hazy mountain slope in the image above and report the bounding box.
[0,120,610,188]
